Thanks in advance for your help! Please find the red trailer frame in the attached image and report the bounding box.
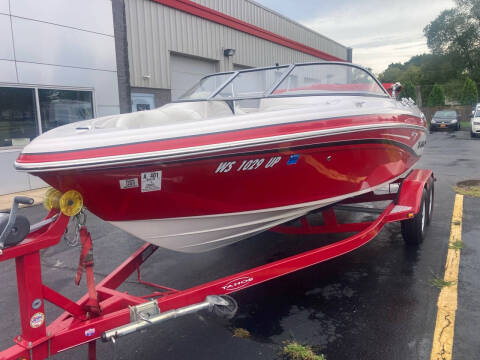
[0,169,433,360]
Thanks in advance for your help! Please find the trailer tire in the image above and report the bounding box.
[401,188,428,245]
[426,178,434,225]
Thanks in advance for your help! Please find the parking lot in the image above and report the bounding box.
[0,129,479,360]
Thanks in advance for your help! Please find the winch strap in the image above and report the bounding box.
[75,227,101,314]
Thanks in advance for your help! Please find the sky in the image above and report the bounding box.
[255,0,456,74]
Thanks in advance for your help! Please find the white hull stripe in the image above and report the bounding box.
[16,123,426,172]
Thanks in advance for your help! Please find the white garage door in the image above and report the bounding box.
[170,54,217,100]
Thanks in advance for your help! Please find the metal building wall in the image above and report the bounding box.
[191,0,348,61]
[125,0,349,90]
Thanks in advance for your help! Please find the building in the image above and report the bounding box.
[119,0,352,111]
[0,0,351,195]
[0,0,120,195]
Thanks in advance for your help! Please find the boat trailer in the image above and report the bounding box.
[0,169,434,360]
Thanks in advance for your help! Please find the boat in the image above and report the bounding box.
[14,62,427,253]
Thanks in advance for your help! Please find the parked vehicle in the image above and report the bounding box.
[430,110,460,131]
[471,105,480,138]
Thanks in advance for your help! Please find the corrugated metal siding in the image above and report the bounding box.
[191,0,348,60]
[125,0,348,89]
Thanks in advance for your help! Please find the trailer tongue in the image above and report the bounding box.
[0,169,433,360]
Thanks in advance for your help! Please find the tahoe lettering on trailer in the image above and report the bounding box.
[221,276,254,291]
[215,156,282,173]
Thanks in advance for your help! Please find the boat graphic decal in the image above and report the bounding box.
[287,154,300,165]
[16,126,426,172]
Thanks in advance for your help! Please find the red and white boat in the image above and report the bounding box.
[15,62,427,252]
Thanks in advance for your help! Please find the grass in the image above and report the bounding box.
[282,341,326,360]
[460,121,471,129]
[430,274,456,289]
[232,328,251,339]
[449,240,465,250]
[454,185,480,198]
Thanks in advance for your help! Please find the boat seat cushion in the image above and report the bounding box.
[92,101,236,130]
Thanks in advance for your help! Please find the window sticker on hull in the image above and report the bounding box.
[141,171,162,192]
[119,178,139,189]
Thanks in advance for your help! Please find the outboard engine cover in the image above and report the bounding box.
[0,213,30,248]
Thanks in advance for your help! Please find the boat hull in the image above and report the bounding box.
[35,124,426,252]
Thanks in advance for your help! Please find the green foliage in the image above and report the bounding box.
[427,84,446,106]
[379,0,480,104]
[401,81,416,102]
[424,3,480,81]
[443,78,465,103]
[282,342,325,360]
[460,77,478,105]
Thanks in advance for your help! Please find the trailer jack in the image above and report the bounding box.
[102,295,233,342]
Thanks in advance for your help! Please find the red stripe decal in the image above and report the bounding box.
[151,0,345,62]
[16,115,423,164]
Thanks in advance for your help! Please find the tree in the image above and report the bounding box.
[378,63,403,83]
[424,3,480,82]
[444,78,465,103]
[427,84,446,106]
[402,81,417,102]
[461,77,479,105]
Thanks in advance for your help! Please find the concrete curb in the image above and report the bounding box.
[0,188,48,212]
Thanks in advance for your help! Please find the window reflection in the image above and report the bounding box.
[0,87,38,147]
[39,89,93,132]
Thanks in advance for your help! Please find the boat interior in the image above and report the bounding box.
[91,62,389,130]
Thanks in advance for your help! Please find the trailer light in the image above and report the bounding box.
[43,188,62,211]
[408,213,414,218]
[59,190,83,216]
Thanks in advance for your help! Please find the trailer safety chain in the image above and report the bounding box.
[63,209,86,247]
[75,226,101,315]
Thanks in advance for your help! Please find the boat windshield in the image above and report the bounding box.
[177,63,387,101]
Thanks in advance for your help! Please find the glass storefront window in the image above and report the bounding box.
[0,87,38,147]
[39,89,93,132]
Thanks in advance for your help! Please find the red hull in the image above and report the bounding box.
[38,126,424,221]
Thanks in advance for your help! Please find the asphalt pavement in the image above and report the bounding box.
[0,129,479,360]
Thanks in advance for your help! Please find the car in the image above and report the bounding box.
[430,110,460,131]
[471,105,480,138]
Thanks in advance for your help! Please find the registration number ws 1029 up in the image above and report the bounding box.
[215,156,282,174]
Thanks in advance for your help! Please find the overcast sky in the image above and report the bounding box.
[255,0,455,74]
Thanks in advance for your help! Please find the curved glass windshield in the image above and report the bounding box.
[215,66,289,99]
[273,64,386,96]
[180,72,234,100]
[177,63,387,101]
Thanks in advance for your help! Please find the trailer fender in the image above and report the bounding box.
[396,169,434,216]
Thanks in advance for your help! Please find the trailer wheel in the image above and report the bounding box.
[401,188,428,245]
[212,295,238,319]
[426,178,434,225]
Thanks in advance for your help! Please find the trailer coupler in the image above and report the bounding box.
[101,295,231,342]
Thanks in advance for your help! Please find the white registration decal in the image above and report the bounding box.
[141,171,162,192]
[119,178,139,189]
[215,156,282,174]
